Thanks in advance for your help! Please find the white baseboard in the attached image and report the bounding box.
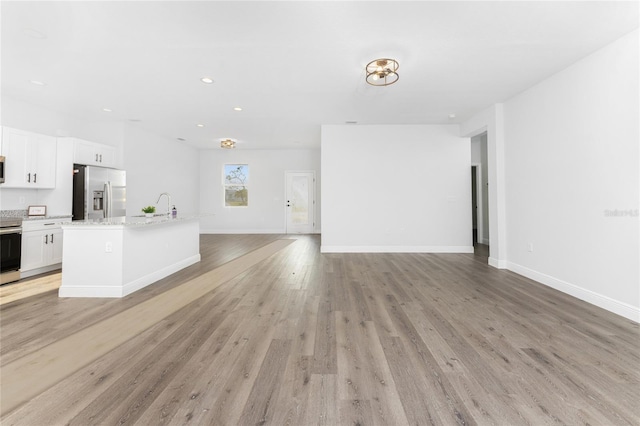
[507,261,639,323]
[488,257,508,269]
[320,245,474,254]
[59,254,201,298]
[59,286,122,298]
[21,263,62,279]
[201,228,286,234]
[122,254,201,297]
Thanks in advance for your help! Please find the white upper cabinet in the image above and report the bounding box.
[71,138,116,168]
[0,127,57,188]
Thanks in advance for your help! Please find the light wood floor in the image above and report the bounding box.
[0,271,62,306]
[1,235,638,425]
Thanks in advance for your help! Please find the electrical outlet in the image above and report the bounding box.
[527,243,534,252]
[105,242,113,253]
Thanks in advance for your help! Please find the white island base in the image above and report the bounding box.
[59,216,200,298]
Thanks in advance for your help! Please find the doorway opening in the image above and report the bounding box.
[471,165,479,245]
[471,164,488,258]
[471,131,489,258]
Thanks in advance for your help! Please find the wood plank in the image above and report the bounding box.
[237,339,292,425]
[0,272,61,305]
[339,398,375,426]
[311,299,337,375]
[335,311,409,425]
[303,374,338,426]
[270,355,313,426]
[379,335,446,425]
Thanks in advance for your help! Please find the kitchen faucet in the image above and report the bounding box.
[156,192,171,215]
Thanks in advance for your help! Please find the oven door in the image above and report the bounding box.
[0,228,22,273]
[0,155,5,184]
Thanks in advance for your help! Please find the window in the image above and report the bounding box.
[223,164,249,207]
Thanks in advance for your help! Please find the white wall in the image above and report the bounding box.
[199,149,320,233]
[503,29,639,321]
[321,125,472,253]
[123,124,199,216]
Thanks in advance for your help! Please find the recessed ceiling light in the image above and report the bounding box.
[200,77,214,84]
[233,107,243,111]
[29,80,46,86]
[448,113,456,119]
[196,124,205,128]
[102,108,112,112]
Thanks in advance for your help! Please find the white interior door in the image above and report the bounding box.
[285,171,315,234]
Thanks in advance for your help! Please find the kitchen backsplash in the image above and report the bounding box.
[0,210,28,218]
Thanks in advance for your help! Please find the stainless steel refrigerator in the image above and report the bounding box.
[72,164,126,220]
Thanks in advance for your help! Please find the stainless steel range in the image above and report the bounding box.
[0,217,22,285]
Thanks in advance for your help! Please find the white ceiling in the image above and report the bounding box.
[2,1,638,150]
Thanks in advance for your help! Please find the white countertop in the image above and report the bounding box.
[62,213,205,228]
[22,215,73,221]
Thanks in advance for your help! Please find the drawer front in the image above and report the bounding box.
[22,219,66,232]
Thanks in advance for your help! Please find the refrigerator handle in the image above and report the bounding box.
[103,182,109,218]
[108,181,113,218]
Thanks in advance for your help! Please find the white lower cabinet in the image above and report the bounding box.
[21,219,66,277]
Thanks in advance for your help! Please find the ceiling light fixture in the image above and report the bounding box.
[196,124,205,128]
[220,139,235,149]
[102,108,112,112]
[233,107,242,111]
[29,80,46,86]
[365,58,399,86]
[201,77,214,84]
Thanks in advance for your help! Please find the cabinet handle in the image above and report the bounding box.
[45,234,48,244]
[27,172,31,183]
[50,233,54,243]
[99,154,102,162]
[96,153,99,162]
[34,173,37,183]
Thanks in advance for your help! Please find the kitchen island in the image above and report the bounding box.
[59,214,201,298]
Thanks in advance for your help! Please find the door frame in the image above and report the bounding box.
[471,163,483,246]
[284,170,316,234]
